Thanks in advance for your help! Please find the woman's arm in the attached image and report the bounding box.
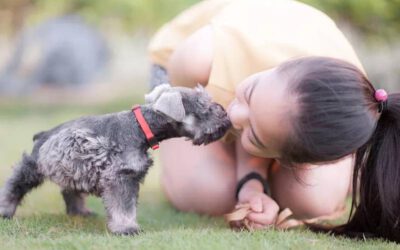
[167,25,214,87]
[235,140,280,228]
[236,140,269,195]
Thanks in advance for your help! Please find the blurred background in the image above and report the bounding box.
[0,0,399,103]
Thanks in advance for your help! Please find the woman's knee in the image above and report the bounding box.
[162,172,236,215]
[160,138,236,215]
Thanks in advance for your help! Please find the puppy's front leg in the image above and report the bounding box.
[101,174,140,235]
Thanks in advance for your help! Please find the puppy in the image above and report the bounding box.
[0,84,232,235]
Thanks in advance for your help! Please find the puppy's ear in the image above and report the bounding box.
[195,83,211,98]
[195,83,206,93]
[153,91,186,121]
[145,83,171,104]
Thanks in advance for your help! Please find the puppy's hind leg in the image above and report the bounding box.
[0,153,44,218]
[61,190,95,216]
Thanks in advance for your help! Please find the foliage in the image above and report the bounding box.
[29,0,199,31]
[300,0,400,42]
[0,0,398,40]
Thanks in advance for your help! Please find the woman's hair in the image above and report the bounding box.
[278,57,400,242]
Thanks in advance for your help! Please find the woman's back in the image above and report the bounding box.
[149,0,363,108]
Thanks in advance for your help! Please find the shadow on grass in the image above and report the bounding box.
[0,190,226,238]
[137,192,226,233]
[0,213,107,237]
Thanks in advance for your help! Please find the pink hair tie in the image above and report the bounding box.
[375,89,388,113]
[375,89,388,102]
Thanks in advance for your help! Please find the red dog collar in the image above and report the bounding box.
[132,105,159,150]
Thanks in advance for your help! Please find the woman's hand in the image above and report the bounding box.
[237,179,279,229]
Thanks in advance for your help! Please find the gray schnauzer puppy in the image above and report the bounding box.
[0,84,231,235]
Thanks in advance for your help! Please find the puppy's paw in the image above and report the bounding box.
[113,227,141,236]
[66,203,97,217]
[68,210,97,217]
[0,213,12,219]
[107,210,140,236]
[109,219,141,236]
[0,203,16,219]
[0,192,17,219]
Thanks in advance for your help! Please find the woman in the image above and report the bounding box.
[148,0,400,241]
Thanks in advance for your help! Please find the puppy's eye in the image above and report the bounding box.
[196,102,208,111]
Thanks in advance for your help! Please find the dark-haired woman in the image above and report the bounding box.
[148,0,399,242]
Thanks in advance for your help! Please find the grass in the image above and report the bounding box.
[0,96,399,250]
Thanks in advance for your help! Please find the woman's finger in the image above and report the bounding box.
[249,197,263,213]
[247,211,276,226]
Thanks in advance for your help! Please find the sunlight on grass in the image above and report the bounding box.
[0,98,398,250]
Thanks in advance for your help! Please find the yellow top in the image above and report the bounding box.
[148,0,364,109]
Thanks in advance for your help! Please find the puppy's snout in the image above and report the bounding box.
[210,103,232,129]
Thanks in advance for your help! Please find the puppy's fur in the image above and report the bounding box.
[0,84,231,235]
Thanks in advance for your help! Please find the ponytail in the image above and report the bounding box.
[341,93,400,241]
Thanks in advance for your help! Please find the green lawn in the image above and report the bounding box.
[0,97,398,250]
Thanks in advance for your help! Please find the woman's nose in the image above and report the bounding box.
[228,99,249,130]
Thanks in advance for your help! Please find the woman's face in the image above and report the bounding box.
[228,68,294,158]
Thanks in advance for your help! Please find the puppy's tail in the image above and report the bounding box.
[33,131,46,141]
